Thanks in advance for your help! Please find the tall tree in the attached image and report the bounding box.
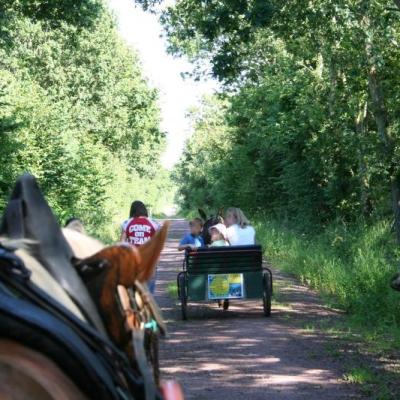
[168,0,400,237]
[0,0,168,239]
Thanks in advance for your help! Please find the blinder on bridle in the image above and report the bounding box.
[116,281,166,335]
[116,280,166,399]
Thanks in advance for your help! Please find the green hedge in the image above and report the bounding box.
[256,217,400,327]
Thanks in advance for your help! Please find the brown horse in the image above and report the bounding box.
[0,339,183,400]
[0,174,183,398]
[0,223,183,400]
[72,222,170,360]
[0,340,87,399]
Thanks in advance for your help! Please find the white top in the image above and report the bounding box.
[226,224,255,246]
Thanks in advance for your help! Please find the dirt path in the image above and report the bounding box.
[155,219,361,399]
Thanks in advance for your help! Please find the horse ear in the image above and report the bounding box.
[136,221,170,282]
[198,208,207,221]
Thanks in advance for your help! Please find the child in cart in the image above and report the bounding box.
[178,218,205,251]
[209,223,230,309]
[209,223,230,247]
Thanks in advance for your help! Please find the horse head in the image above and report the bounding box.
[199,208,224,245]
[72,222,170,359]
[0,174,174,393]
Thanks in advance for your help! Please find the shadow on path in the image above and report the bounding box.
[155,220,360,400]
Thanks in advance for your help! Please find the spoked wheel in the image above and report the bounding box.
[263,272,272,317]
[178,274,187,320]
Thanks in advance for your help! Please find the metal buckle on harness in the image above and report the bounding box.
[117,285,157,400]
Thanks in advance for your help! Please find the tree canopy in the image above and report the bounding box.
[0,0,172,240]
[163,0,400,330]
[165,0,400,239]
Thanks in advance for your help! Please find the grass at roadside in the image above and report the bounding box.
[344,367,377,384]
[295,309,400,398]
[255,217,400,398]
[167,282,178,299]
[342,364,398,399]
[255,217,400,330]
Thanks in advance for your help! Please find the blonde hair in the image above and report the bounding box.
[226,207,250,228]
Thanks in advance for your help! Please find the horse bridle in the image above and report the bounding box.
[116,281,166,400]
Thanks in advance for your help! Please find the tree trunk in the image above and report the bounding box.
[355,101,372,217]
[391,177,400,240]
[366,38,400,241]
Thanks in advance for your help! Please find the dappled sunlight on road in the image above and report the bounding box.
[155,220,360,400]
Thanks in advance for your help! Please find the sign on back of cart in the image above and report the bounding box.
[207,273,244,300]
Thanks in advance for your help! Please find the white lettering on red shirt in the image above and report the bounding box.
[125,216,159,246]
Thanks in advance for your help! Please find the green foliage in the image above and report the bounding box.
[168,1,400,330]
[167,282,178,299]
[4,0,104,28]
[255,217,400,327]
[160,0,275,82]
[172,95,231,211]
[343,367,376,384]
[171,0,400,225]
[0,1,170,241]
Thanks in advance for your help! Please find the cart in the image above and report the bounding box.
[177,245,272,320]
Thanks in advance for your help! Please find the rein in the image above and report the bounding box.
[117,281,166,400]
[0,246,143,399]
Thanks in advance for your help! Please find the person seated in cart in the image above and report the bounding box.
[225,207,256,245]
[178,218,205,251]
[209,223,230,247]
[208,223,230,309]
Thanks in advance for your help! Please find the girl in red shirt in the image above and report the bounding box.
[120,201,160,293]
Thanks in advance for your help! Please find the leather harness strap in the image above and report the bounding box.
[132,329,156,400]
[134,281,166,336]
[117,285,157,400]
[0,174,107,334]
[117,285,138,331]
[0,252,154,399]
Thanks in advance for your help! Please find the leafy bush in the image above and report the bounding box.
[0,1,172,242]
[256,217,400,327]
